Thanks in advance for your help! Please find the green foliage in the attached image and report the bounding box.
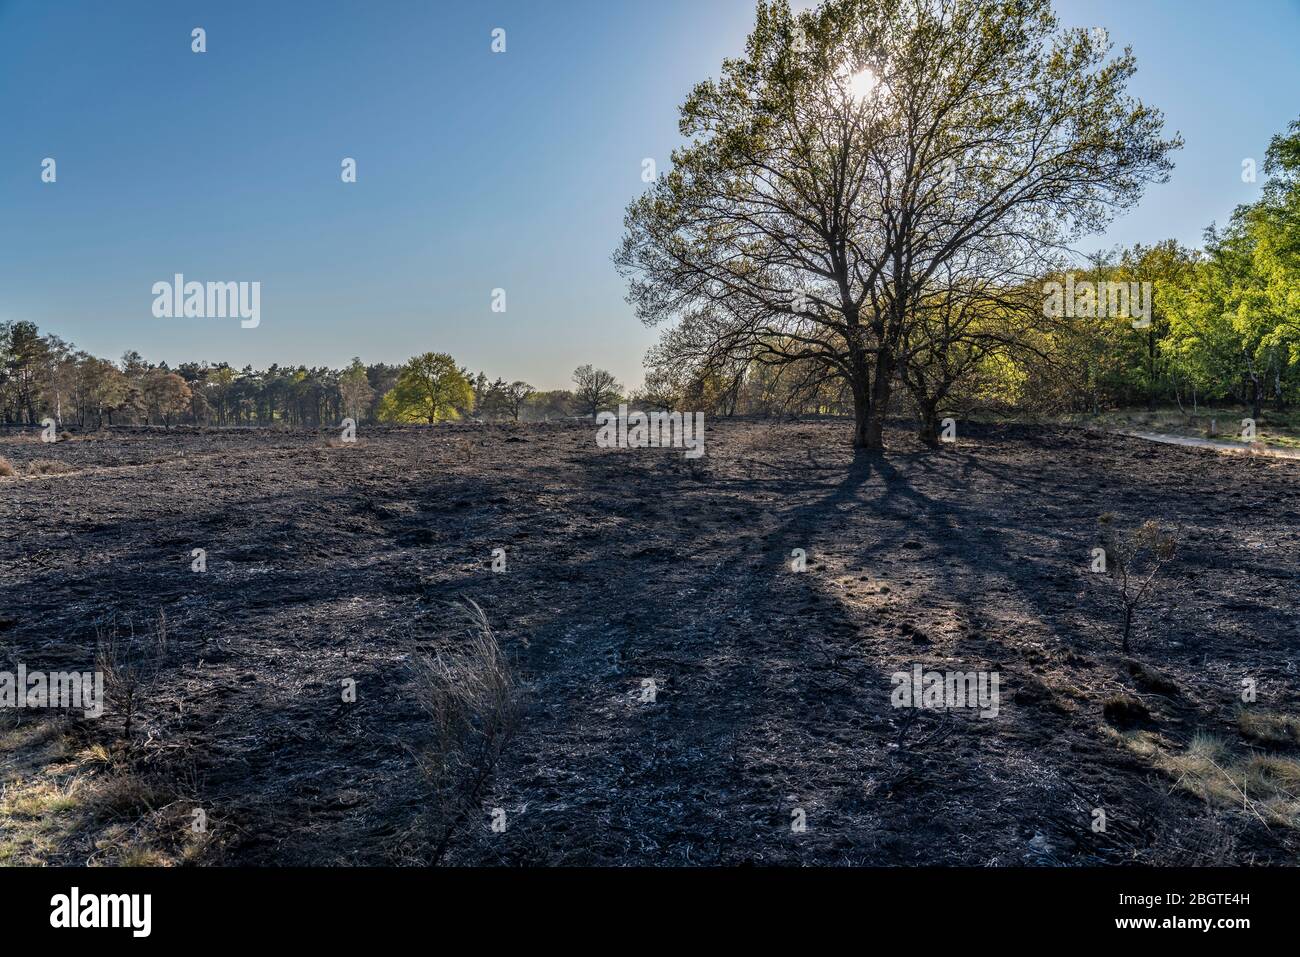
[617,0,1178,447]
[524,389,578,420]
[377,353,474,424]
[338,358,374,420]
[1161,120,1300,414]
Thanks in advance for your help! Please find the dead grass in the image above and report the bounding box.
[1126,659,1180,696]
[1113,728,1300,830]
[25,458,75,475]
[0,719,92,865]
[1064,407,1300,449]
[0,720,200,866]
[410,599,519,865]
[1238,710,1300,747]
[86,774,159,820]
[3,776,85,819]
[0,612,206,867]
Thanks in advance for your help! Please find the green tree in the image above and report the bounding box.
[502,381,535,422]
[1113,241,1199,410]
[1164,119,1300,419]
[525,390,577,421]
[339,358,375,422]
[82,357,129,427]
[377,352,473,424]
[1,321,48,424]
[616,0,1179,449]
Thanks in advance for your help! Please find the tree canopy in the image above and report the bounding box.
[376,353,475,424]
[617,0,1179,448]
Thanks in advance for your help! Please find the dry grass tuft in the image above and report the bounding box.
[1114,728,1300,830]
[411,598,519,865]
[25,458,75,475]
[1126,659,1180,696]
[1238,710,1300,747]
[115,844,170,867]
[86,774,159,821]
[0,716,204,867]
[2,776,85,819]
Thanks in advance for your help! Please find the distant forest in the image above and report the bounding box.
[0,330,590,429]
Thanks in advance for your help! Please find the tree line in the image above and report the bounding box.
[0,328,632,430]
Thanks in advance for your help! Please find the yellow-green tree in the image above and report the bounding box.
[339,358,374,421]
[377,352,473,424]
[1163,118,1300,418]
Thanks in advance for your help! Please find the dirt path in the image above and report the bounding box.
[1113,429,1300,460]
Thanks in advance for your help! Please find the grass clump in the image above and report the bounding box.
[411,599,519,865]
[25,459,75,476]
[1238,710,1300,747]
[1112,727,1300,831]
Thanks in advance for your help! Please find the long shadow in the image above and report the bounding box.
[9,422,1292,864]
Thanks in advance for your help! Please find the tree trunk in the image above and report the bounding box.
[861,348,894,450]
[1146,327,1157,411]
[916,398,940,446]
[851,380,871,448]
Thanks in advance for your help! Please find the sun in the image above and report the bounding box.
[848,67,878,100]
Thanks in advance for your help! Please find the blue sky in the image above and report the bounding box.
[1,0,1297,391]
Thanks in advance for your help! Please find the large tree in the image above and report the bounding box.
[0,321,48,425]
[616,0,1179,449]
[377,352,474,424]
[142,369,192,427]
[572,364,622,418]
[502,381,535,422]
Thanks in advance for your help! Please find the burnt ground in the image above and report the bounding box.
[1,419,1298,866]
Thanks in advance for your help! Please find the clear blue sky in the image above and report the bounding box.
[1,0,1297,391]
